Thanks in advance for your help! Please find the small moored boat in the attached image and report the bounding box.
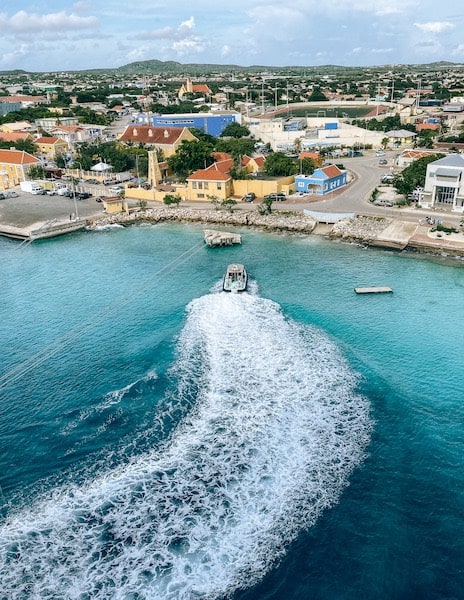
[223,263,248,293]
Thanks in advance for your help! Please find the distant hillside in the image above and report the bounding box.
[0,59,462,78]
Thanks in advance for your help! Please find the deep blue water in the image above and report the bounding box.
[1,222,464,599]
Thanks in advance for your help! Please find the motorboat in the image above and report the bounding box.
[223,263,248,293]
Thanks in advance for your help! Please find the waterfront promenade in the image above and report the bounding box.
[2,172,464,256]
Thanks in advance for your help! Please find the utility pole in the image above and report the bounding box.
[261,77,265,114]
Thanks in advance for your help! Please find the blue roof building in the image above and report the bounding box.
[151,112,240,137]
[295,164,347,195]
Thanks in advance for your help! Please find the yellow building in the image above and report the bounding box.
[34,136,69,161]
[102,196,129,214]
[186,159,233,202]
[0,149,41,190]
[119,126,197,158]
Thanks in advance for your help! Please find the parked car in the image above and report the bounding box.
[264,193,287,201]
[376,150,386,156]
[103,179,117,186]
[379,159,388,165]
[109,185,124,195]
[76,192,92,200]
[95,196,104,203]
[242,192,256,202]
[85,178,99,185]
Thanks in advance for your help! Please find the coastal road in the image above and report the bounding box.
[294,151,464,228]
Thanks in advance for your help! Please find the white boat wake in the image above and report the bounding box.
[0,292,371,599]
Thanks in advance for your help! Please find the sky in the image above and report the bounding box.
[0,1,463,73]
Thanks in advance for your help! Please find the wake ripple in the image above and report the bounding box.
[0,292,371,599]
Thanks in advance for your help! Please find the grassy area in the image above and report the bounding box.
[289,106,373,119]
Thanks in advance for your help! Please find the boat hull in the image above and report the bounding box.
[223,263,248,292]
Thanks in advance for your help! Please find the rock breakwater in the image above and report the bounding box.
[86,206,318,234]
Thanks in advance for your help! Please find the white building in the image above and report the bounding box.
[421,154,464,212]
[246,116,385,151]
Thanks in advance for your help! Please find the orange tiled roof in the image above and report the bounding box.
[241,154,266,168]
[187,160,233,181]
[417,123,438,131]
[0,149,40,165]
[213,151,232,162]
[298,151,319,160]
[0,95,46,103]
[401,150,436,159]
[192,84,211,94]
[322,164,343,178]
[0,132,31,142]
[35,136,62,144]
[51,125,83,133]
[119,125,187,145]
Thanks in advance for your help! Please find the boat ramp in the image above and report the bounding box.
[204,229,241,248]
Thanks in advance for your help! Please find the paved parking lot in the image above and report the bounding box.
[0,187,105,230]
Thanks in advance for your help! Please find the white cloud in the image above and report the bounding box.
[0,10,98,33]
[414,21,454,34]
[371,47,394,54]
[0,43,29,67]
[172,38,206,55]
[221,45,231,57]
[179,17,195,31]
[126,48,147,61]
[451,43,464,57]
[137,16,196,41]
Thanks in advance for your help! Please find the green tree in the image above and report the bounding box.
[263,152,298,177]
[167,140,214,179]
[207,194,221,210]
[308,87,328,102]
[28,165,46,179]
[0,138,37,155]
[393,154,444,196]
[220,122,250,138]
[258,196,273,215]
[300,157,316,175]
[221,197,237,212]
[163,193,182,207]
[215,138,255,160]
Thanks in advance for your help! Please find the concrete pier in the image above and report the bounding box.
[203,229,242,247]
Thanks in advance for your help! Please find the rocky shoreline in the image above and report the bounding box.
[85,207,464,258]
[86,206,319,233]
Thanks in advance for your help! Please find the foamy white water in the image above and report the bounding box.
[0,292,371,599]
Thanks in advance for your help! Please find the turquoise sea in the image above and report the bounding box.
[1,222,464,599]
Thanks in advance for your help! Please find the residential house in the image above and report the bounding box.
[0,95,47,108]
[186,159,234,202]
[35,116,80,129]
[295,164,347,195]
[0,149,42,190]
[384,129,417,147]
[421,154,464,212]
[49,125,87,151]
[0,121,36,134]
[119,125,198,158]
[34,136,69,161]
[396,149,443,169]
[241,154,265,174]
[0,131,34,145]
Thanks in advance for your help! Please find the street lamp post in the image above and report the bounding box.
[65,157,79,221]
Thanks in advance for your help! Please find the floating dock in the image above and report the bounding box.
[354,286,393,294]
[204,229,241,247]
